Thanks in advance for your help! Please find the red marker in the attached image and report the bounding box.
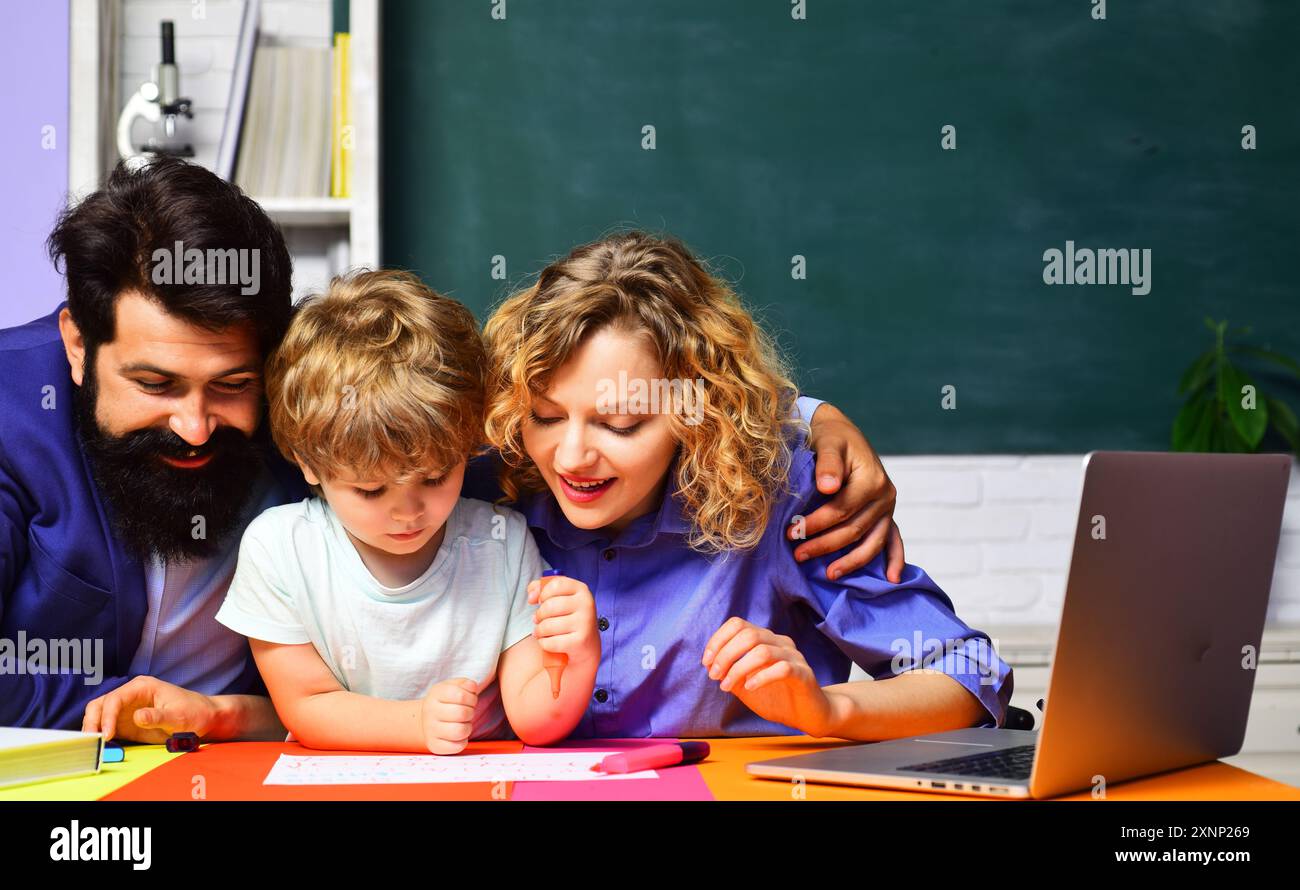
[592,742,711,774]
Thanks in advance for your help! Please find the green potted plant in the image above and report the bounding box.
[1172,318,1299,454]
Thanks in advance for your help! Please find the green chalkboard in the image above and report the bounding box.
[381,0,1300,454]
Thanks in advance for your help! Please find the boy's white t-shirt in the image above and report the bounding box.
[215,496,544,740]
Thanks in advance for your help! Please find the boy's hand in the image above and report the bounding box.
[420,678,478,755]
[702,617,840,738]
[526,574,599,667]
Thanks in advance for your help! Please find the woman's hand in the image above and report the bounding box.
[798,402,906,583]
[702,617,842,738]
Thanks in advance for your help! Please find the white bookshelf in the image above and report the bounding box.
[259,196,354,225]
[68,0,380,302]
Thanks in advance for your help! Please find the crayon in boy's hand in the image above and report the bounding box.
[540,569,568,699]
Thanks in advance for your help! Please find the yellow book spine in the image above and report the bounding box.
[341,32,352,199]
[330,32,351,198]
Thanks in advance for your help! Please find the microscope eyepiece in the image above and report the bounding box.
[161,21,175,65]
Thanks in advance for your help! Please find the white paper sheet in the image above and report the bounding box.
[263,752,659,785]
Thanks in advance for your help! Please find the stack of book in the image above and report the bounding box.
[0,728,104,790]
[218,0,351,199]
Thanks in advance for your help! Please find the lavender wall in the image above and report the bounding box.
[1,1,69,329]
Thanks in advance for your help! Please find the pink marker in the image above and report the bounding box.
[592,742,710,774]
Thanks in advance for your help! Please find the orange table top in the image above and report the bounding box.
[695,736,1300,801]
[4,735,1296,801]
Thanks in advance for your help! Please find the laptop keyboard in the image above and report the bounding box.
[898,744,1036,781]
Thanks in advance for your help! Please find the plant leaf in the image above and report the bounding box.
[1229,345,1300,380]
[1177,349,1216,396]
[1264,395,1300,453]
[1172,394,1214,451]
[1207,416,1226,453]
[1219,418,1252,452]
[1219,362,1268,449]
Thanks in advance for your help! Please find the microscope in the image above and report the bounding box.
[117,21,194,164]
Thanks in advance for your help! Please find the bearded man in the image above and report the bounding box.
[0,158,305,739]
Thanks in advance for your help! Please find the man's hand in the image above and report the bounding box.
[82,676,231,743]
[796,402,906,582]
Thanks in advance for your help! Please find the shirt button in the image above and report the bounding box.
[597,616,610,632]
[594,688,609,703]
[602,548,616,561]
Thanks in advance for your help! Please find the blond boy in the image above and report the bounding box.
[215,270,599,752]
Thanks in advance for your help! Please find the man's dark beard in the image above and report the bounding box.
[72,362,264,562]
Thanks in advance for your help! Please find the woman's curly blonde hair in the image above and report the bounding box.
[482,231,803,553]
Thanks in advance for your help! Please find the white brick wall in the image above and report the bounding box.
[885,454,1300,629]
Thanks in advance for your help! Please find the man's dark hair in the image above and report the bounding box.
[47,157,293,358]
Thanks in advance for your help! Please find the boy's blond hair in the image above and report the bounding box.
[265,269,485,491]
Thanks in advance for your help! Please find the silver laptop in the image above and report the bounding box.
[748,451,1292,798]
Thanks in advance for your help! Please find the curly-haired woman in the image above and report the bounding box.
[481,231,1013,740]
